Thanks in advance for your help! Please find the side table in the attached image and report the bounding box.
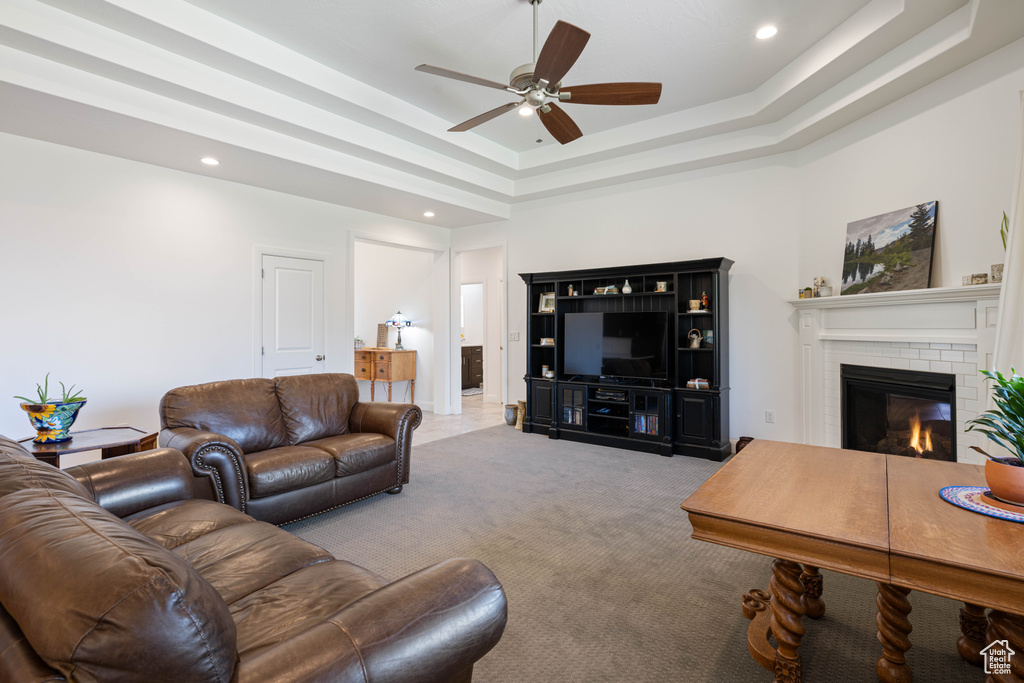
[355,347,416,402]
[18,426,158,468]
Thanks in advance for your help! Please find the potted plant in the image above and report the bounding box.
[354,336,364,350]
[14,373,87,444]
[966,368,1024,505]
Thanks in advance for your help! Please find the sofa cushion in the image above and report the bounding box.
[244,445,336,498]
[275,373,359,444]
[305,433,397,477]
[0,435,92,500]
[231,560,387,658]
[172,520,333,604]
[126,498,254,550]
[0,489,236,682]
[160,378,289,453]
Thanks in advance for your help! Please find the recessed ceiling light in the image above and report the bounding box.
[518,105,534,117]
[423,211,435,218]
[755,25,777,40]
[200,157,220,166]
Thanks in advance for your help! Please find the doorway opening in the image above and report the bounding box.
[352,240,440,411]
[454,246,506,414]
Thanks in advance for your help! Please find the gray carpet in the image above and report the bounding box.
[286,426,981,682]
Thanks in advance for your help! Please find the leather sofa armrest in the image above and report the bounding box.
[349,402,421,485]
[64,448,195,519]
[235,558,506,683]
[159,427,249,513]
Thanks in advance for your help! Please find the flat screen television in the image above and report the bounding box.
[562,311,668,380]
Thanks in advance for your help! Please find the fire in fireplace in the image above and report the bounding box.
[841,365,956,461]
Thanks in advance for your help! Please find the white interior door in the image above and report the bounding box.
[261,254,325,378]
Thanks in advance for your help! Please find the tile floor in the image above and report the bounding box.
[415,394,510,445]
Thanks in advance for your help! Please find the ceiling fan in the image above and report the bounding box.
[415,0,662,145]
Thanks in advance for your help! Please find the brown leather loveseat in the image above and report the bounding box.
[0,434,507,682]
[160,373,420,524]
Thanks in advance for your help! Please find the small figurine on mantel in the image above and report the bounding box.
[700,291,709,310]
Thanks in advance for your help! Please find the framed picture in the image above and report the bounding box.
[841,201,937,295]
[376,323,388,348]
[538,293,555,312]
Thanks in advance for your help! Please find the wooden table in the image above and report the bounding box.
[681,439,1024,683]
[355,347,416,402]
[18,426,158,468]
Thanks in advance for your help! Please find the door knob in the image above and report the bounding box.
[315,354,325,361]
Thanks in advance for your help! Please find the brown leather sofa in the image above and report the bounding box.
[160,373,421,525]
[0,434,506,682]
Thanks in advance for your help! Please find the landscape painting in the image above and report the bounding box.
[841,201,937,295]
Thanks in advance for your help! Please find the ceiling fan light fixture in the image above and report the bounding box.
[756,25,778,40]
[518,105,535,117]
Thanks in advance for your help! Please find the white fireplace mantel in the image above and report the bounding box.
[791,284,1002,463]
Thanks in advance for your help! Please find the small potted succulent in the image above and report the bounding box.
[966,368,1024,505]
[14,373,87,444]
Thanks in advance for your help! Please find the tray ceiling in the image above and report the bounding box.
[1,0,1022,227]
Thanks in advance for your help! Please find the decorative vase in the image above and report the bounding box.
[20,400,87,443]
[622,279,632,294]
[985,457,1024,506]
[504,404,518,426]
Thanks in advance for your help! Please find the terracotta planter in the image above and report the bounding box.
[985,457,1024,506]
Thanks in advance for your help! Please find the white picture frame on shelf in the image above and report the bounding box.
[538,293,555,313]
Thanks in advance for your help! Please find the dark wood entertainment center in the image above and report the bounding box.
[520,258,732,460]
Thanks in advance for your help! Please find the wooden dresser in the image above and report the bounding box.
[355,347,416,402]
[461,345,483,390]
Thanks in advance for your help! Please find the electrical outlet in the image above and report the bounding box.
[509,331,520,341]
[765,410,775,424]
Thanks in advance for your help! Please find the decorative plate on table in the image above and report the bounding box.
[939,486,1024,523]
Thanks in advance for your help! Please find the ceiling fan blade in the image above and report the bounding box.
[560,82,662,106]
[538,102,582,145]
[534,21,590,86]
[415,64,512,92]
[449,102,521,132]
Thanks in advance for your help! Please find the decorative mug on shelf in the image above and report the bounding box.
[688,299,701,312]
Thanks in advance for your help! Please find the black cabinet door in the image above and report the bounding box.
[677,391,717,445]
[531,381,554,425]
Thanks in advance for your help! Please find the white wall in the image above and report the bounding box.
[353,241,436,407]
[460,246,504,403]
[797,46,1023,291]
[0,132,448,439]
[453,44,1024,447]
[461,283,484,346]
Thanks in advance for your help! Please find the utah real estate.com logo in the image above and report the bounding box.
[982,639,1015,676]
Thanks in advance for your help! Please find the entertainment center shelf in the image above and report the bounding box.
[520,258,733,460]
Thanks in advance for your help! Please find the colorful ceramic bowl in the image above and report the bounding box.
[20,400,87,443]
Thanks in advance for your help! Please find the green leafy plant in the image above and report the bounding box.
[13,373,86,404]
[966,368,1024,464]
[1000,211,1010,251]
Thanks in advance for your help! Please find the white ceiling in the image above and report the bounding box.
[2,0,1023,227]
